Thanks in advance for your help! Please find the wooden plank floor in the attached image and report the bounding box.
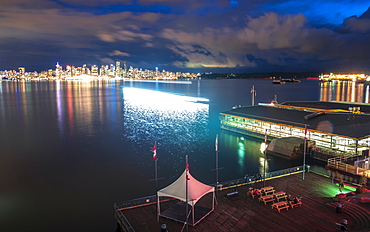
[118,172,370,232]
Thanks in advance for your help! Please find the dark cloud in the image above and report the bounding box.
[0,0,369,73]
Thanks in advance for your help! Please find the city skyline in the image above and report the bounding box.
[1,1,370,73]
[0,61,200,80]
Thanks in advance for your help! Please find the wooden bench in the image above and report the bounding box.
[289,201,302,208]
[273,191,287,201]
[264,189,276,195]
[271,201,290,213]
[224,191,239,199]
[259,195,275,205]
[247,189,262,199]
[260,186,275,195]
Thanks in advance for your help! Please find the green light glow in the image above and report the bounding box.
[237,141,245,167]
[315,182,357,197]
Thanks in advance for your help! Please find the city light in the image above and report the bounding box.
[0,62,201,81]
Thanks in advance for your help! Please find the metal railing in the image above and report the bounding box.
[114,204,136,232]
[217,166,305,190]
[327,154,370,177]
[113,165,306,231]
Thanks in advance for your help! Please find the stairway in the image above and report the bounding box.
[326,201,370,232]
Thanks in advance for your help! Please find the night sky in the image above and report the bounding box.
[1,0,370,73]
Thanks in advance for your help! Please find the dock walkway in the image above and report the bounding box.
[116,172,370,232]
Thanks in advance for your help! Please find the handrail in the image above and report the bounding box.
[113,165,306,231]
[114,204,136,232]
[114,165,306,211]
[327,153,369,177]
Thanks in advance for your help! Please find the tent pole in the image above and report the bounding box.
[303,124,307,180]
[212,191,215,210]
[192,205,195,226]
[185,155,189,232]
[157,195,160,222]
[215,134,219,199]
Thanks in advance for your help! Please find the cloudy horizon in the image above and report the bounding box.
[1,0,370,73]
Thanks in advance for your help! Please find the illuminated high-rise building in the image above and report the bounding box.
[91,65,98,76]
[123,61,127,78]
[115,61,122,77]
[18,67,25,78]
[48,69,53,78]
[66,65,72,77]
[82,64,87,75]
[55,62,62,78]
[109,64,115,77]
[99,65,106,76]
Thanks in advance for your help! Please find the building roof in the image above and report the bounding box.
[221,101,370,140]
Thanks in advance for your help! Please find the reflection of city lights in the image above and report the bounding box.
[320,81,369,103]
[259,157,267,175]
[238,141,245,167]
[260,142,268,153]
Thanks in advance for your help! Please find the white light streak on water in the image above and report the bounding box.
[122,87,210,167]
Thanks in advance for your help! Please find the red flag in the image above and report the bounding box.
[264,133,268,145]
[152,142,157,160]
[304,127,307,140]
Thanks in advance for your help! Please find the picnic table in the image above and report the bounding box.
[260,186,275,195]
[258,194,275,205]
[247,189,262,199]
[271,201,290,213]
[273,191,287,201]
[289,198,303,208]
[224,191,239,199]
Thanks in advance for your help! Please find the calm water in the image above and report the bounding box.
[0,79,368,232]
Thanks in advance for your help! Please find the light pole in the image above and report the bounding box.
[251,85,256,106]
[263,130,268,187]
[302,125,307,180]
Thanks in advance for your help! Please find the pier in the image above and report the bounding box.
[114,171,370,232]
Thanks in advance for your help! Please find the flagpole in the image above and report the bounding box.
[154,141,158,194]
[152,141,159,221]
[215,134,219,196]
[303,125,307,180]
[263,130,267,187]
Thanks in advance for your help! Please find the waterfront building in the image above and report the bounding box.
[319,73,368,82]
[220,101,370,155]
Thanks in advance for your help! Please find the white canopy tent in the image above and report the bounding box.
[157,169,215,226]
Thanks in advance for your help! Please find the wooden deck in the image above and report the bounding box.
[117,172,370,232]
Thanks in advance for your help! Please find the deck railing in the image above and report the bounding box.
[327,154,370,177]
[114,204,136,232]
[218,165,305,190]
[113,165,306,231]
[114,165,305,210]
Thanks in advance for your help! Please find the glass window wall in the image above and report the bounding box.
[220,114,366,154]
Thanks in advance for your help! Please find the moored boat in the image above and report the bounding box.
[272,80,285,84]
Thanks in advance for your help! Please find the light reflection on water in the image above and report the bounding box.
[122,87,210,175]
[320,81,370,103]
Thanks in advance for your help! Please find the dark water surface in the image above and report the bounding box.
[0,79,368,232]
